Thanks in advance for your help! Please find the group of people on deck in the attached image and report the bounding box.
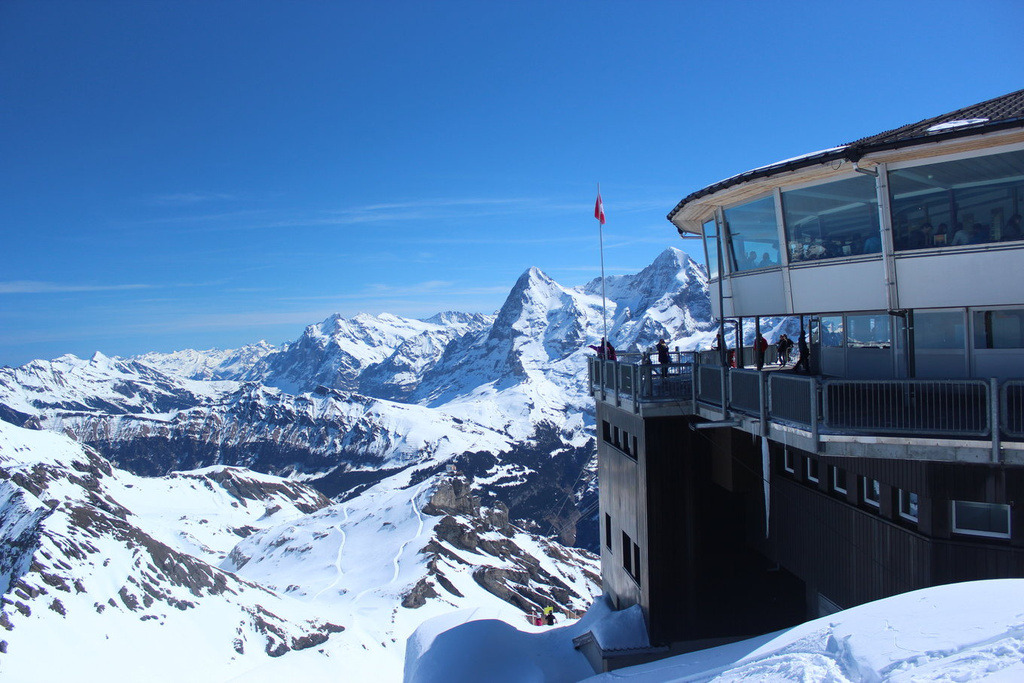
[590,333,810,373]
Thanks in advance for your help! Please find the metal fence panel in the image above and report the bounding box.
[769,374,815,427]
[697,365,724,407]
[1002,381,1024,438]
[822,379,990,436]
[730,369,762,415]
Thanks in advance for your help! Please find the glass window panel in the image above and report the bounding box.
[915,311,966,349]
[782,175,880,262]
[974,310,1024,349]
[863,478,881,507]
[846,313,891,349]
[899,491,919,520]
[806,458,819,482]
[821,316,844,348]
[889,149,1024,252]
[953,500,1010,538]
[724,196,780,272]
[833,468,847,494]
[702,218,720,280]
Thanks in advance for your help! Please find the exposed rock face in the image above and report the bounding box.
[401,475,600,617]
[422,477,480,518]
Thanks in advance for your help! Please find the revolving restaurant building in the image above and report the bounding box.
[581,88,1024,671]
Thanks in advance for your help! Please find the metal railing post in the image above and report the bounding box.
[720,366,729,416]
[759,371,768,437]
[631,365,639,414]
[691,352,698,404]
[991,377,1001,463]
[810,376,819,451]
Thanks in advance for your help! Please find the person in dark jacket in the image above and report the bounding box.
[776,334,793,366]
[655,339,670,376]
[794,334,810,372]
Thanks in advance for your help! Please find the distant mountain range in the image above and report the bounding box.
[0,247,719,677]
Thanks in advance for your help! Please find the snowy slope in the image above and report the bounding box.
[0,420,600,681]
[0,421,345,682]
[406,580,1024,682]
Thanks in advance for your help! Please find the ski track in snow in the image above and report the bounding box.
[393,482,427,585]
[311,505,349,602]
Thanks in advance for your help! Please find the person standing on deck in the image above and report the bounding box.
[656,339,670,377]
[755,333,768,371]
[794,334,810,373]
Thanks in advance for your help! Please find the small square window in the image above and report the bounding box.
[783,448,795,474]
[899,491,919,521]
[602,421,611,443]
[952,500,1011,539]
[833,467,847,495]
[863,477,880,508]
[806,458,819,483]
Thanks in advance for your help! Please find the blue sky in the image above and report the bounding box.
[2,1,1022,366]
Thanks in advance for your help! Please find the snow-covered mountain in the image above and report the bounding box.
[133,340,278,381]
[0,420,599,680]
[0,248,716,679]
[0,248,714,547]
[242,311,494,396]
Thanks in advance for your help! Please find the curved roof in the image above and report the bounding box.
[667,88,1024,223]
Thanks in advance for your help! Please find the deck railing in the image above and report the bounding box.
[588,355,1022,444]
[588,352,695,410]
[822,379,990,437]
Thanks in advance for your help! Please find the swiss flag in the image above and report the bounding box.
[594,192,606,225]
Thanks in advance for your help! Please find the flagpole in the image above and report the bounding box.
[597,184,608,345]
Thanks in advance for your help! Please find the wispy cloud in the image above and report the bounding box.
[147,191,239,206]
[0,281,155,295]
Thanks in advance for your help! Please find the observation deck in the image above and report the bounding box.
[588,352,1024,465]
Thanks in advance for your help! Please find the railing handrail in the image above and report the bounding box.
[588,355,1023,443]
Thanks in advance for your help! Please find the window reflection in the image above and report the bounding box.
[915,311,965,349]
[889,149,1024,252]
[724,196,780,272]
[820,316,844,348]
[702,218,720,280]
[846,314,891,349]
[782,175,881,262]
[974,310,1024,349]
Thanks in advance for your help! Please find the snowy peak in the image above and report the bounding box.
[133,341,277,381]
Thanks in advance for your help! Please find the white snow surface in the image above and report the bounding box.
[927,118,989,133]
[0,420,600,681]
[407,580,1024,682]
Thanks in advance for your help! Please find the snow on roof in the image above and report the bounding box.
[668,88,1024,222]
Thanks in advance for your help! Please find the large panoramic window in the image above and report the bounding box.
[702,218,720,280]
[889,148,1024,251]
[846,313,891,349]
[820,316,844,347]
[952,500,1010,539]
[782,175,881,262]
[915,310,966,349]
[724,196,780,272]
[974,309,1024,349]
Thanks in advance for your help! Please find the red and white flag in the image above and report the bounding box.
[594,192,606,225]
